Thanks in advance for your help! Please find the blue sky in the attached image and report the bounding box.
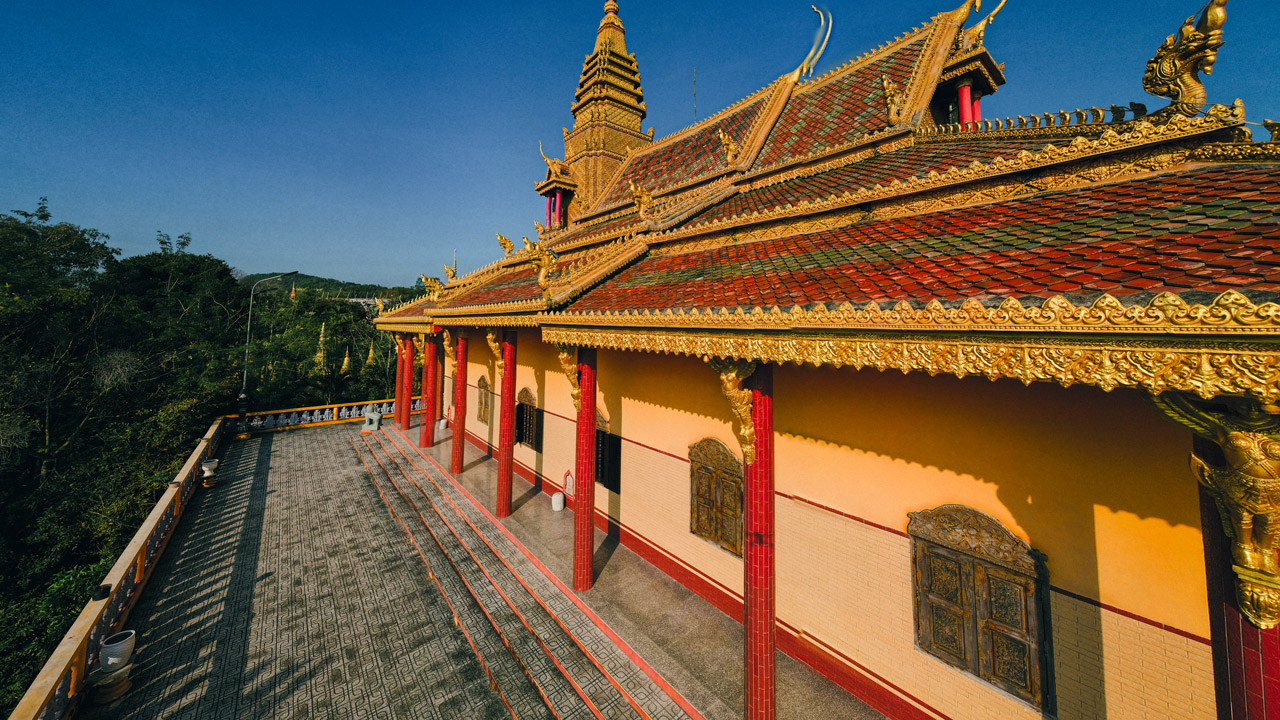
[2,0,1277,286]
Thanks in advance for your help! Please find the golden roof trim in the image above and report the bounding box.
[430,315,542,328]
[1190,142,1280,163]
[541,326,1280,404]
[541,291,1280,335]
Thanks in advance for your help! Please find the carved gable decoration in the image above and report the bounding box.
[517,387,536,406]
[907,504,1036,576]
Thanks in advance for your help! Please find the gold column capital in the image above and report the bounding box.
[706,356,758,465]
[556,343,581,413]
[1151,392,1280,628]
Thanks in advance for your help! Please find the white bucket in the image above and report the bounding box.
[551,492,565,512]
[100,630,136,671]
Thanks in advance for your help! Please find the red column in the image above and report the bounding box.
[554,190,563,226]
[573,347,598,592]
[1198,438,1280,720]
[744,364,775,720]
[972,94,983,123]
[420,335,438,447]
[546,196,553,227]
[394,335,406,426]
[401,336,415,431]
[496,331,518,518]
[958,81,974,129]
[451,333,469,475]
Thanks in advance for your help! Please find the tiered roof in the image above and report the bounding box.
[377,0,1280,403]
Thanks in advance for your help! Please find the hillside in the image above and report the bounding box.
[239,272,413,299]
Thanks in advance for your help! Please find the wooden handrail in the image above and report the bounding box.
[8,418,225,720]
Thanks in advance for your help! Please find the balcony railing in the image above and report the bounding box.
[8,397,402,720]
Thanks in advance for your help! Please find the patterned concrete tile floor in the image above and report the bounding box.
[84,420,883,719]
[403,418,884,720]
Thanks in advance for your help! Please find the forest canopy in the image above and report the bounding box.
[0,202,400,711]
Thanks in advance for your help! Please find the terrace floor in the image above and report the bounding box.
[87,418,882,719]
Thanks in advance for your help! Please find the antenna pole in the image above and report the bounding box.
[693,67,697,122]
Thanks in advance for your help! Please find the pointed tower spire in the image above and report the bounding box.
[560,0,653,211]
[340,347,351,375]
[365,340,377,366]
[313,322,327,372]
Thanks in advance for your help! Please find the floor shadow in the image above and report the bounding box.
[593,519,622,581]
[510,483,542,514]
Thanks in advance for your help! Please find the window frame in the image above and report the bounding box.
[515,387,542,452]
[907,504,1049,710]
[688,438,743,557]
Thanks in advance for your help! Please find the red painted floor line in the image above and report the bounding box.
[368,432,612,720]
[388,425,709,720]
[360,435,570,720]
[349,437,520,720]
[376,430,652,720]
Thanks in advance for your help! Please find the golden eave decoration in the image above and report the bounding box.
[540,291,1280,336]
[544,325,1280,404]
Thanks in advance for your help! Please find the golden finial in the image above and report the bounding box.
[960,0,1006,50]
[791,6,832,80]
[365,341,377,366]
[497,233,514,257]
[375,298,385,314]
[443,259,457,282]
[340,347,351,375]
[522,236,535,252]
[539,142,568,177]
[1143,0,1229,119]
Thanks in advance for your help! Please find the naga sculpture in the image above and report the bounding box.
[881,74,905,125]
[443,259,457,282]
[526,238,559,302]
[496,233,514,258]
[628,179,653,217]
[1143,0,1228,119]
[419,274,444,302]
[1152,391,1280,628]
[717,128,740,164]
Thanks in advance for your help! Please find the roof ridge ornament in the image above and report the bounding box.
[1144,0,1229,121]
[792,6,833,81]
[959,0,1007,50]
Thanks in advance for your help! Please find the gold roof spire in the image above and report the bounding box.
[564,0,652,209]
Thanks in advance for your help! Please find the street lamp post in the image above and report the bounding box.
[239,271,298,436]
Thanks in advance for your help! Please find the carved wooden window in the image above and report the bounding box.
[476,376,491,424]
[595,411,621,494]
[515,388,542,452]
[688,438,743,557]
[907,505,1048,709]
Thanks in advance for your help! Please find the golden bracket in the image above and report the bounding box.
[707,357,759,466]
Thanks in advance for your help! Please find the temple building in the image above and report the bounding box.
[376,1,1280,718]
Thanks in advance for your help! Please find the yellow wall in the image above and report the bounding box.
[443,334,1213,719]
